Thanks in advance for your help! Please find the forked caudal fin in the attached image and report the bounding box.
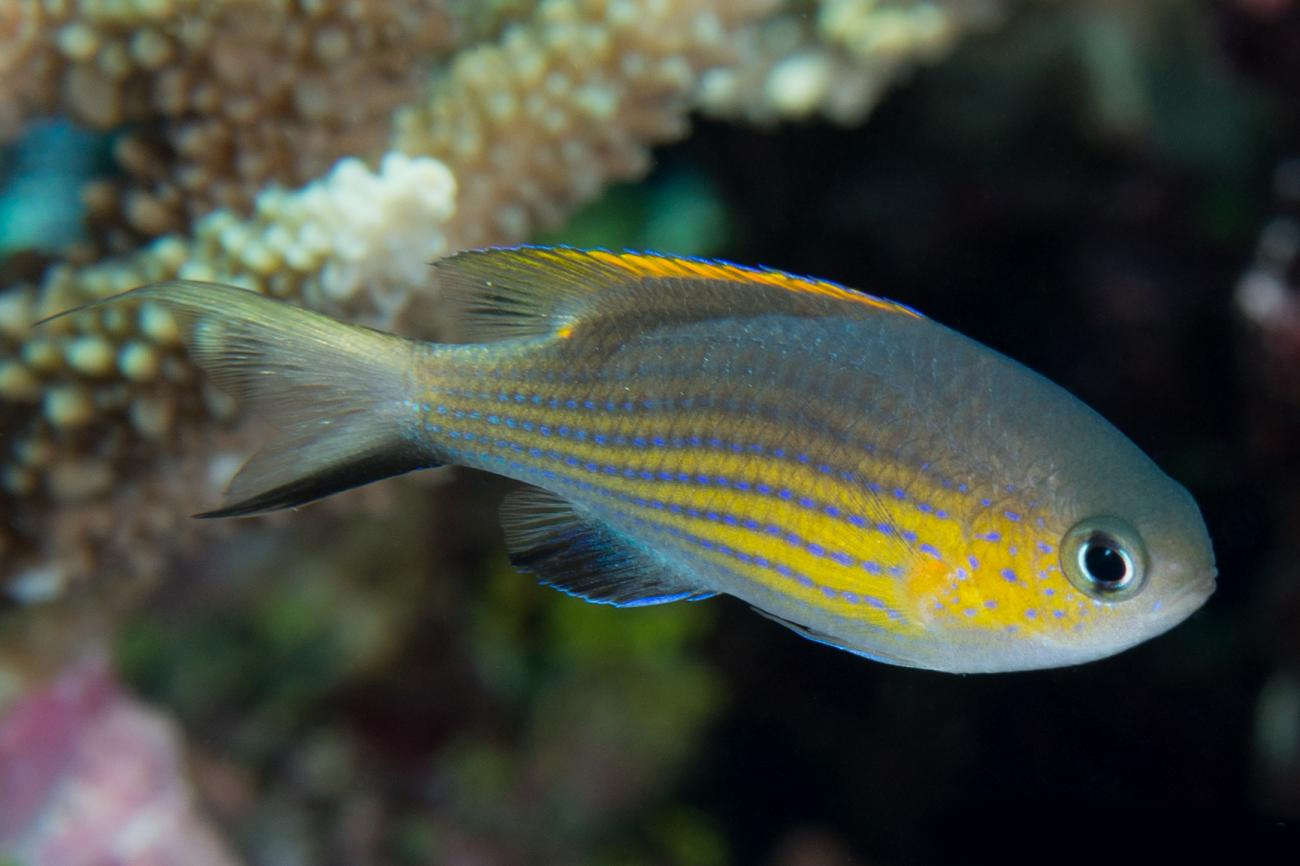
[44,281,434,517]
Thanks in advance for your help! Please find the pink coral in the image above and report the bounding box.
[0,654,238,866]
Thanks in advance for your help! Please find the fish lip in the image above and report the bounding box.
[1171,567,1217,611]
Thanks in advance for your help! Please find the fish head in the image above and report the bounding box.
[897,419,1216,673]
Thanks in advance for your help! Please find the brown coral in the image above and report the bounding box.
[1,0,457,248]
[0,0,1011,654]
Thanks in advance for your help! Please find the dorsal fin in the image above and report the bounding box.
[499,485,714,607]
[433,245,922,343]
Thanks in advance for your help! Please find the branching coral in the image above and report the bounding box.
[0,0,1016,649]
[1,0,458,249]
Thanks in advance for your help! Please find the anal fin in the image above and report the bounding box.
[749,608,905,666]
[500,485,713,607]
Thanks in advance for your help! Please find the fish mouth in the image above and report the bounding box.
[1168,566,1217,615]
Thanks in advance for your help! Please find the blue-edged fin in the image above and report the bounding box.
[46,281,433,517]
[499,485,714,606]
[434,245,921,343]
[750,608,908,667]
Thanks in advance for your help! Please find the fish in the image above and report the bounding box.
[48,246,1217,672]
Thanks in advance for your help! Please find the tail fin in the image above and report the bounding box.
[54,281,433,517]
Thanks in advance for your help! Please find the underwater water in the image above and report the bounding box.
[2,1,1298,863]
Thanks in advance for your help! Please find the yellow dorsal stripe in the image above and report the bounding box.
[549,247,922,319]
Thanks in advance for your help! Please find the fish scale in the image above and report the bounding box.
[42,245,1216,672]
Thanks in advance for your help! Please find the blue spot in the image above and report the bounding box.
[778,489,793,500]
[964,608,977,617]
[1026,609,1038,619]
[1000,568,1019,584]
[755,483,772,495]
[862,561,883,574]
[1036,542,1053,554]
[1003,510,1021,522]
[817,464,831,474]
[830,551,854,566]
[892,487,906,500]
[980,497,992,507]
[583,400,595,409]
[900,530,917,543]
[984,599,997,609]
[968,555,979,570]
[806,543,825,557]
[797,453,810,464]
[1053,610,1066,619]
[565,399,577,409]
[979,531,1001,543]
[841,591,859,603]
[652,437,665,447]
[918,543,942,560]
[847,515,866,528]
[824,505,840,518]
[797,496,815,509]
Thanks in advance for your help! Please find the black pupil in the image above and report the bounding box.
[1083,539,1128,585]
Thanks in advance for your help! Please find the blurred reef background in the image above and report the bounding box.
[1,0,1299,863]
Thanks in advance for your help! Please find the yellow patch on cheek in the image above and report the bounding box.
[902,556,967,622]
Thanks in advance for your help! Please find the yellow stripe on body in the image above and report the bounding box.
[418,385,1052,632]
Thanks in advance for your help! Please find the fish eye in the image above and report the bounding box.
[1060,516,1147,600]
